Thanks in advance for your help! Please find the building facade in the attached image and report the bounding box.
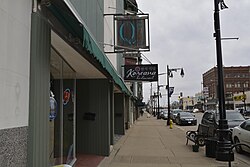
[0,0,141,166]
[202,66,250,110]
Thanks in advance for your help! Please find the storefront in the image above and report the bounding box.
[234,91,250,110]
[1,1,135,166]
[28,1,133,166]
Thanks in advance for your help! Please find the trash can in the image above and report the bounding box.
[205,137,217,158]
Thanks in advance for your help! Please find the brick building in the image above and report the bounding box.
[202,66,250,110]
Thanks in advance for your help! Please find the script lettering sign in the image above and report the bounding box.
[124,64,158,81]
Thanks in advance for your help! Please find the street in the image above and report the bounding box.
[174,112,250,165]
[173,112,203,132]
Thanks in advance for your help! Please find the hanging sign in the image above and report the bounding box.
[114,14,150,52]
[49,91,57,121]
[124,64,158,81]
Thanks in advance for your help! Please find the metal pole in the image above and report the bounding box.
[153,93,156,117]
[215,0,225,121]
[243,87,247,112]
[157,80,160,119]
[167,65,171,125]
[150,83,153,114]
[214,0,233,161]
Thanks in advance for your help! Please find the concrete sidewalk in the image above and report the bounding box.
[99,114,249,167]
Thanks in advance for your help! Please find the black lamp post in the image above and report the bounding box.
[157,79,160,119]
[157,73,167,119]
[213,0,234,161]
[166,65,184,125]
[153,92,156,117]
[242,86,247,112]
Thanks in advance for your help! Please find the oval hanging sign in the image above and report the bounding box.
[49,96,57,121]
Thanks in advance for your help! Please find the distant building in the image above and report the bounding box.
[233,90,250,110]
[193,92,205,111]
[202,66,250,110]
[182,96,194,111]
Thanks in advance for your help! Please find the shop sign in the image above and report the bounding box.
[233,94,246,101]
[50,91,57,121]
[114,14,149,52]
[124,64,158,81]
[203,87,209,95]
[125,57,137,65]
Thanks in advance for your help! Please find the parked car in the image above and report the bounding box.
[192,108,199,113]
[232,119,250,154]
[243,110,250,119]
[175,112,197,126]
[200,110,246,137]
[170,109,183,123]
[237,108,250,118]
[160,110,168,120]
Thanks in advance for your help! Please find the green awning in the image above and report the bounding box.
[47,0,131,96]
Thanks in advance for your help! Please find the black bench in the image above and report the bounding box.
[186,124,210,146]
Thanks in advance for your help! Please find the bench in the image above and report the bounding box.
[186,124,210,146]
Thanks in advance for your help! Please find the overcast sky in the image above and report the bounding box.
[136,0,250,105]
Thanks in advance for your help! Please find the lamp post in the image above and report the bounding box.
[153,92,157,117]
[166,65,184,125]
[157,73,167,119]
[213,0,234,161]
[157,80,160,119]
[242,85,247,112]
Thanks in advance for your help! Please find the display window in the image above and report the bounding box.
[50,49,76,166]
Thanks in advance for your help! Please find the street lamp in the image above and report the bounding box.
[166,65,184,125]
[157,73,167,119]
[157,80,160,119]
[242,84,247,112]
[213,0,234,161]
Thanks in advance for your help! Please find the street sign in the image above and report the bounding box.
[169,87,174,97]
[203,86,209,95]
